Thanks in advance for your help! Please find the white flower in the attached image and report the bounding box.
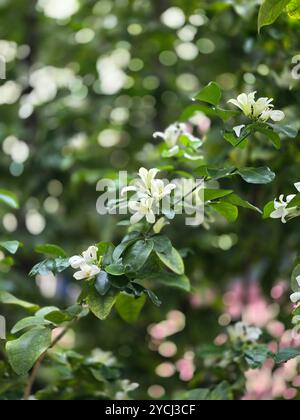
[122,167,159,197]
[233,125,246,137]
[228,92,257,117]
[121,168,177,225]
[129,197,156,224]
[153,123,187,148]
[69,245,100,280]
[150,179,176,201]
[228,322,262,343]
[290,276,300,304]
[69,245,98,269]
[270,194,296,223]
[228,92,285,122]
[73,263,101,281]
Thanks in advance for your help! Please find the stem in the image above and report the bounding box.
[23,318,78,401]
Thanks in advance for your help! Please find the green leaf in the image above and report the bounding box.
[113,232,141,262]
[238,167,276,184]
[35,244,66,258]
[95,271,110,296]
[115,293,146,324]
[86,287,117,320]
[195,82,222,106]
[29,258,70,277]
[211,202,238,222]
[255,126,281,149]
[204,189,233,202]
[11,317,52,334]
[156,247,185,275]
[123,239,154,272]
[152,235,173,254]
[0,189,19,209]
[214,107,239,121]
[6,327,52,375]
[287,0,300,18]
[150,272,191,292]
[223,193,262,213]
[258,0,291,31]
[178,388,210,400]
[44,311,73,325]
[0,291,39,312]
[97,241,115,266]
[291,264,300,292]
[105,263,126,276]
[208,382,233,401]
[245,346,271,369]
[206,167,236,180]
[224,132,248,148]
[271,123,298,138]
[0,241,22,255]
[263,200,275,219]
[275,347,300,364]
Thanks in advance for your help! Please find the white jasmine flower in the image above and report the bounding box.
[69,245,98,269]
[228,92,285,122]
[153,123,187,149]
[122,167,159,197]
[150,179,176,201]
[233,125,246,137]
[228,322,262,343]
[129,197,156,225]
[228,92,257,117]
[270,194,296,223]
[69,245,100,280]
[73,263,101,281]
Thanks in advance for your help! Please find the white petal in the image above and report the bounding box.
[153,131,165,139]
[89,265,101,276]
[270,208,285,220]
[74,270,88,281]
[233,125,245,138]
[130,211,144,225]
[270,110,285,122]
[121,186,137,196]
[228,99,241,109]
[69,256,85,269]
[146,211,156,224]
[296,276,300,287]
[287,194,296,203]
[294,182,300,192]
[290,292,300,304]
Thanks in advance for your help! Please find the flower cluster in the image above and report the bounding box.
[228,322,262,343]
[121,168,176,225]
[69,245,101,280]
[228,92,285,122]
[270,182,300,223]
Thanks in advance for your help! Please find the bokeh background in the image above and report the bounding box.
[1,0,300,399]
